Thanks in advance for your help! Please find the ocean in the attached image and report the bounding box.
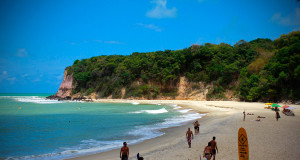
[0,94,205,160]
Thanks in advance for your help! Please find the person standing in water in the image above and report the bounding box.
[186,128,194,148]
[209,137,218,160]
[120,142,129,160]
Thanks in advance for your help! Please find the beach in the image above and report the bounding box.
[69,100,300,160]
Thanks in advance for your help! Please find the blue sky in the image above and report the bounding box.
[0,0,299,93]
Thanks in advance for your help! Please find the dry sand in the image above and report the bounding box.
[68,100,300,160]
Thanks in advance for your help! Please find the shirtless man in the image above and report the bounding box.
[193,120,200,134]
[186,128,194,148]
[120,142,129,160]
[209,137,218,160]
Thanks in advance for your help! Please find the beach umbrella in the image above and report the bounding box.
[265,103,273,105]
[282,105,290,109]
[271,103,281,108]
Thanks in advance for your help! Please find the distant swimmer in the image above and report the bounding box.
[18,107,21,109]
[209,137,218,160]
[186,128,194,148]
[120,142,129,160]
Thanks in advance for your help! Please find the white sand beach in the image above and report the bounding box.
[68,100,300,160]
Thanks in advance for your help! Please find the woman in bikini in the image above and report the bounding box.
[203,142,213,160]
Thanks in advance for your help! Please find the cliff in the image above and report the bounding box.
[48,31,300,102]
[48,69,74,100]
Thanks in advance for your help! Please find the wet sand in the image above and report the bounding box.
[68,100,300,160]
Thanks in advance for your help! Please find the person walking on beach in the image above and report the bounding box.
[120,142,129,160]
[243,110,246,121]
[203,142,213,160]
[209,137,218,160]
[276,111,280,121]
[186,128,194,148]
[193,120,200,134]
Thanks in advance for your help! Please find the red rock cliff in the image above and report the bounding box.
[55,69,74,98]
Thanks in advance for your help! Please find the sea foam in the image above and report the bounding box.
[13,96,63,104]
[11,96,83,104]
[130,108,168,114]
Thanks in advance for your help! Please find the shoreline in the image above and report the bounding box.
[67,100,212,160]
[68,100,300,160]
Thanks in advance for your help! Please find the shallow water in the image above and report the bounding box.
[0,94,205,160]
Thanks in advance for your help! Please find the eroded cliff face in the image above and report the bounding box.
[55,69,74,98]
[175,77,210,100]
[52,71,237,101]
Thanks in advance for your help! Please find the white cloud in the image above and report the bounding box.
[7,77,16,81]
[137,23,162,32]
[21,74,28,78]
[146,0,177,18]
[0,71,8,82]
[16,48,28,57]
[32,78,40,82]
[104,41,125,44]
[271,7,300,26]
[0,71,17,84]
[7,76,16,84]
[93,40,102,43]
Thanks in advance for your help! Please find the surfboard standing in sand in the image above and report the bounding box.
[238,127,249,160]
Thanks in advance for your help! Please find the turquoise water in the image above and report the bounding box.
[0,94,204,160]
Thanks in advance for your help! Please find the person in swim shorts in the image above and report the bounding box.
[203,142,213,160]
[193,120,200,134]
[186,128,194,148]
[120,142,129,160]
[209,136,218,160]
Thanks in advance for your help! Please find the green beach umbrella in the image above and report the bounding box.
[271,103,281,108]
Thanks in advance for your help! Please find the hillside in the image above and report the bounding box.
[50,31,300,102]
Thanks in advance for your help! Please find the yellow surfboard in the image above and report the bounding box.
[238,127,249,160]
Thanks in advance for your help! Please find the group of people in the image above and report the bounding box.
[120,120,218,160]
[243,110,281,122]
[186,120,218,160]
[203,137,218,160]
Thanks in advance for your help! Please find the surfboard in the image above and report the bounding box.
[238,127,249,160]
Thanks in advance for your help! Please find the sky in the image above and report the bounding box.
[0,0,299,93]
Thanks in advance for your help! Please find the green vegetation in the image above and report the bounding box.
[67,31,300,102]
